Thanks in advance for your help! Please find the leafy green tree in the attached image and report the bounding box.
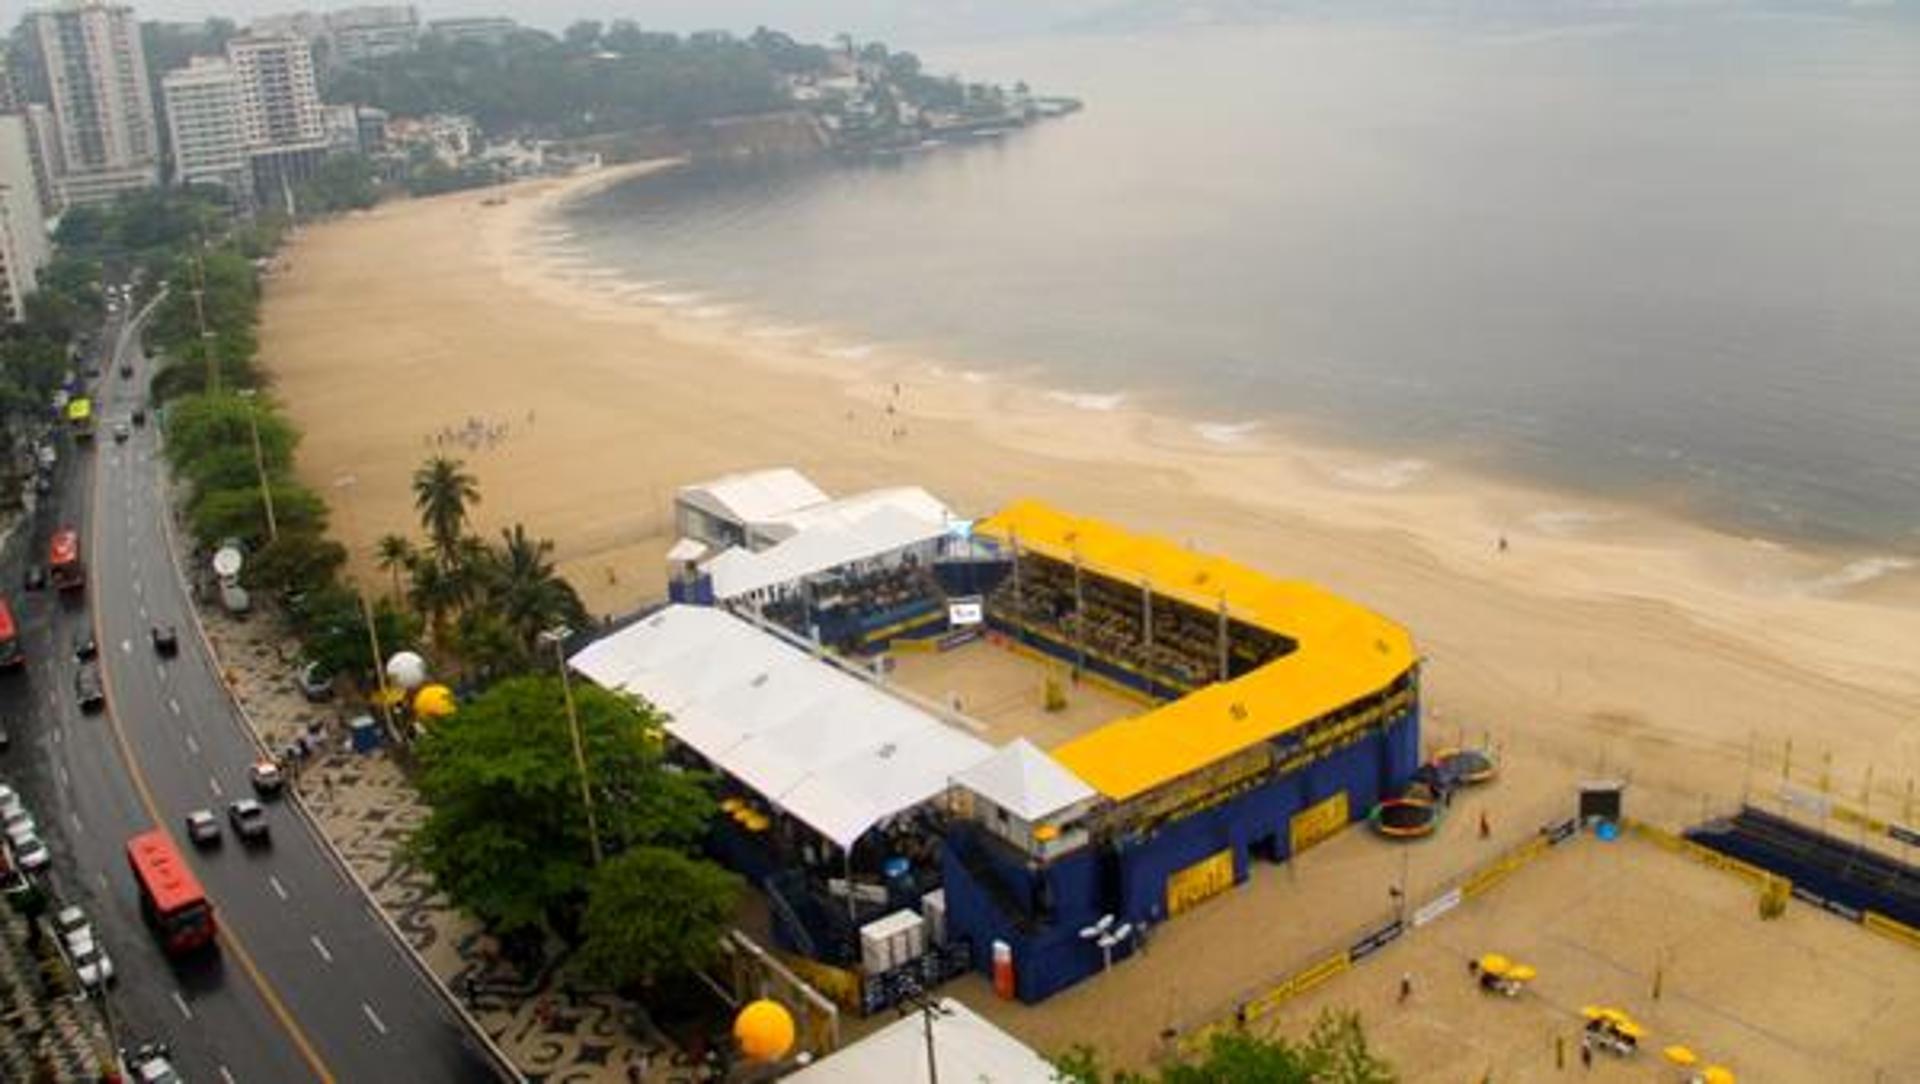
[576,847,740,989]
[292,588,421,682]
[481,523,589,649]
[164,393,296,480]
[412,455,480,567]
[1054,1012,1394,1084]
[410,675,714,936]
[188,483,328,549]
[247,532,349,597]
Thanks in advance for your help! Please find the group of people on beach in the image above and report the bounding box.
[425,410,535,453]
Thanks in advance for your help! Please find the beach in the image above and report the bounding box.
[261,165,1920,839]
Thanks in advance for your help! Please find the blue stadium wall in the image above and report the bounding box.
[943,704,1420,1003]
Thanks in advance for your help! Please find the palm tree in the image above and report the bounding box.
[411,456,480,568]
[488,524,588,648]
[375,534,414,603]
[409,556,462,650]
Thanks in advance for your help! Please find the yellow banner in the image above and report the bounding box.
[1864,912,1920,953]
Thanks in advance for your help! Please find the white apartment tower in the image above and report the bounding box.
[29,0,161,207]
[160,58,249,193]
[0,115,52,322]
[227,35,326,151]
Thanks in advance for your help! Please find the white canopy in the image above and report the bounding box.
[676,468,829,530]
[783,998,1057,1084]
[952,738,1096,822]
[707,502,947,602]
[749,486,952,545]
[569,606,992,850]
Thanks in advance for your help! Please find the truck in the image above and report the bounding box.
[49,528,84,592]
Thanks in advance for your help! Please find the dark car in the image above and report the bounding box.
[74,664,104,713]
[184,809,221,847]
[23,566,45,592]
[131,407,146,427]
[111,422,130,443]
[227,799,269,844]
[119,362,132,379]
[150,624,179,657]
[73,630,97,661]
[34,473,52,495]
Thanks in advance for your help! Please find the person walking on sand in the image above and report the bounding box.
[1398,971,1413,1004]
[1497,534,1509,553]
[1479,809,1491,840]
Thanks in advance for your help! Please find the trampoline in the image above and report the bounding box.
[1433,747,1499,785]
[1371,797,1440,839]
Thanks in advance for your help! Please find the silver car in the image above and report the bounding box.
[3,807,35,848]
[12,834,50,871]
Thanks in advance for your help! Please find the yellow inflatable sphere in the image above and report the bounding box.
[413,683,457,719]
[734,998,795,1062]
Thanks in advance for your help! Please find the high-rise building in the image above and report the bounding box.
[28,0,161,207]
[227,34,325,151]
[23,105,63,216]
[0,114,52,323]
[425,17,516,48]
[327,6,419,66]
[160,57,249,194]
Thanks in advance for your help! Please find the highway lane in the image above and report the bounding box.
[90,303,503,1081]
[1,301,311,1082]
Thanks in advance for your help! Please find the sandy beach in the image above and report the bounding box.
[254,165,1920,1071]
[260,164,1920,833]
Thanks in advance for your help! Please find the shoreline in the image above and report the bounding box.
[259,166,1920,825]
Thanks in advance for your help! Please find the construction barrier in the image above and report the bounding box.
[1462,835,1550,899]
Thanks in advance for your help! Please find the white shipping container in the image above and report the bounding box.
[859,909,927,975]
[921,889,947,946]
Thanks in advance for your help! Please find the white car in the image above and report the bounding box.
[53,905,90,942]
[3,807,34,847]
[70,936,115,989]
[0,783,22,818]
[12,834,50,871]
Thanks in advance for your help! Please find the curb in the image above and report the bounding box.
[139,323,525,1082]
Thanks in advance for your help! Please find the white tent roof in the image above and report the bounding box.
[676,468,829,527]
[952,738,1096,822]
[754,486,952,539]
[783,998,1057,1084]
[569,606,992,849]
[708,502,948,601]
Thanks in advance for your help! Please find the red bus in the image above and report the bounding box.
[0,597,21,668]
[126,831,217,955]
[49,528,84,592]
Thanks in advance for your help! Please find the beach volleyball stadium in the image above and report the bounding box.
[571,469,1421,1008]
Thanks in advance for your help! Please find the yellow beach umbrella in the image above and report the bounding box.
[1663,1045,1698,1067]
[1614,1019,1646,1040]
[1506,964,1536,982]
[720,797,745,813]
[1581,1005,1614,1021]
[1701,1067,1736,1084]
[1478,953,1512,977]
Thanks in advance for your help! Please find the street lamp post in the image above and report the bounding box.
[333,474,399,744]
[237,389,276,541]
[541,625,603,867]
[1078,914,1133,972]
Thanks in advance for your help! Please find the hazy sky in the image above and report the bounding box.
[40,0,1101,43]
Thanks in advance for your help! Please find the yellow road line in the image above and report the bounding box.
[88,408,337,1084]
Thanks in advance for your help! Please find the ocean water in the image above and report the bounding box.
[560,12,1920,552]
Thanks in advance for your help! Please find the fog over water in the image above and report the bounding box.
[563,12,1920,551]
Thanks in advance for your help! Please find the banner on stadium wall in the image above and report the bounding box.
[1789,885,1864,923]
[1412,888,1463,928]
[1348,919,1404,963]
[948,596,984,626]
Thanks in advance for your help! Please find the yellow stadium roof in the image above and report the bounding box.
[975,500,1417,801]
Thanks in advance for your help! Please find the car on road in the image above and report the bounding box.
[11,834,50,871]
[248,759,285,797]
[119,362,132,378]
[73,629,97,661]
[112,421,130,442]
[150,624,178,656]
[34,472,52,495]
[228,799,269,843]
[74,663,104,713]
[122,1042,182,1084]
[53,904,90,942]
[0,783,21,818]
[23,566,45,592]
[184,809,221,847]
[4,806,35,847]
[0,724,9,753]
[71,937,115,988]
[132,406,146,426]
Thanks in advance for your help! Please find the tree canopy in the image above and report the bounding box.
[410,675,715,936]
[576,847,741,989]
[1055,1013,1395,1084]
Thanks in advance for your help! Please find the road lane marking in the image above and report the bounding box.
[120,639,132,654]
[310,935,333,964]
[167,697,181,715]
[56,765,69,787]
[155,664,165,681]
[361,1003,388,1036]
[68,811,82,834]
[185,733,199,755]
[209,775,224,797]
[139,605,148,620]
[269,875,288,901]
[95,872,107,892]
[172,991,194,1020]
[132,579,141,596]
[46,691,57,708]
[51,727,62,745]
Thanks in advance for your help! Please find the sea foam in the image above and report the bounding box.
[1045,390,1126,412]
[1335,458,1430,490]
[1194,421,1260,446]
[1796,556,1915,596]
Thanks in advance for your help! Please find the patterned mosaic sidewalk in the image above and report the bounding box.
[199,610,692,1083]
[0,904,109,1082]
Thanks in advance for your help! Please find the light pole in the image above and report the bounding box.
[1078,914,1133,972]
[237,389,276,541]
[334,474,399,744]
[540,624,602,867]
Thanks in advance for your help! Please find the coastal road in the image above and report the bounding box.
[4,294,506,1081]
